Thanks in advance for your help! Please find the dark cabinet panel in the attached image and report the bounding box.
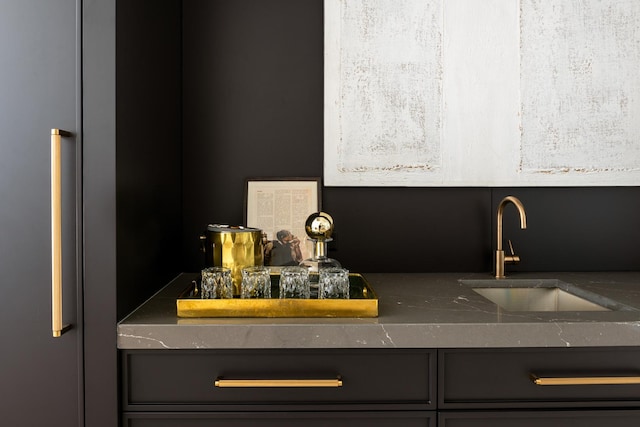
[124,411,434,427]
[123,349,435,411]
[439,410,640,426]
[439,347,640,409]
[0,0,81,425]
[83,1,119,425]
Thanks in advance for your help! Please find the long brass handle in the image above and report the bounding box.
[51,129,72,338]
[531,373,640,386]
[214,378,343,388]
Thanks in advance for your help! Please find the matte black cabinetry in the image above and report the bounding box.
[439,410,640,426]
[122,347,640,425]
[1,1,121,425]
[438,347,640,425]
[123,412,432,427]
[1,1,82,425]
[121,349,436,426]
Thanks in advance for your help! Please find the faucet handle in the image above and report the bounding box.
[505,240,521,263]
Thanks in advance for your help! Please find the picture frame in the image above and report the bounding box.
[245,178,321,267]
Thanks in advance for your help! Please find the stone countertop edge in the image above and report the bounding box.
[117,271,640,350]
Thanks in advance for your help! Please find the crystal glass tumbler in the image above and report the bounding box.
[201,266,234,299]
[241,266,271,299]
[278,266,310,299]
[318,267,350,299]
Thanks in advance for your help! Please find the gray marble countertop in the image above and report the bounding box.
[117,271,640,350]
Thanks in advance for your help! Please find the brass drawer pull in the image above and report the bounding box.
[214,377,343,388]
[531,374,640,386]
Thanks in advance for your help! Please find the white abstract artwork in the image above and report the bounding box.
[325,0,443,182]
[324,0,640,186]
[520,0,640,177]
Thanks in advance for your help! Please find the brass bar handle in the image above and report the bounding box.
[214,377,343,388]
[531,373,640,386]
[51,129,72,338]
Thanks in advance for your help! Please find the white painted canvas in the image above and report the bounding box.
[324,0,640,186]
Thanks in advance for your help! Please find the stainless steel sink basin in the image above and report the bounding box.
[460,279,632,312]
[472,286,609,311]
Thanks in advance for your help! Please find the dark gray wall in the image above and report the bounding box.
[182,0,327,272]
[493,187,640,272]
[181,0,640,275]
[116,0,183,320]
[115,1,640,325]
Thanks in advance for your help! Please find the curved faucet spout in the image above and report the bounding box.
[495,196,527,278]
[496,196,527,252]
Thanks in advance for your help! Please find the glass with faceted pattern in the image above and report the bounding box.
[201,267,233,299]
[241,266,271,299]
[278,266,310,299]
[318,267,350,299]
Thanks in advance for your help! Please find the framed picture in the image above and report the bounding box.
[245,178,321,267]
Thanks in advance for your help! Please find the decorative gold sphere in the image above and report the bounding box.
[304,212,334,240]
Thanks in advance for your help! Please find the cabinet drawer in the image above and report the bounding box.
[439,410,640,426]
[439,347,640,409]
[123,411,434,427]
[123,349,435,410]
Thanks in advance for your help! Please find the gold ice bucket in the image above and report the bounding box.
[202,224,264,296]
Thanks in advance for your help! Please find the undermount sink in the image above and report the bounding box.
[460,279,632,312]
[473,286,609,312]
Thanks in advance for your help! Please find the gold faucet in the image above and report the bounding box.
[495,196,527,279]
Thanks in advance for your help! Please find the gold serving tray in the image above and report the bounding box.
[176,273,378,318]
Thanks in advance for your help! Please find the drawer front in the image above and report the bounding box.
[439,410,640,427]
[123,349,435,410]
[123,411,434,427]
[439,347,640,408]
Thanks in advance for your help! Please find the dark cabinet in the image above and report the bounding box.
[439,410,640,426]
[439,347,640,409]
[2,0,120,425]
[0,1,82,425]
[121,349,436,424]
[438,347,640,426]
[122,346,640,424]
[123,412,434,427]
